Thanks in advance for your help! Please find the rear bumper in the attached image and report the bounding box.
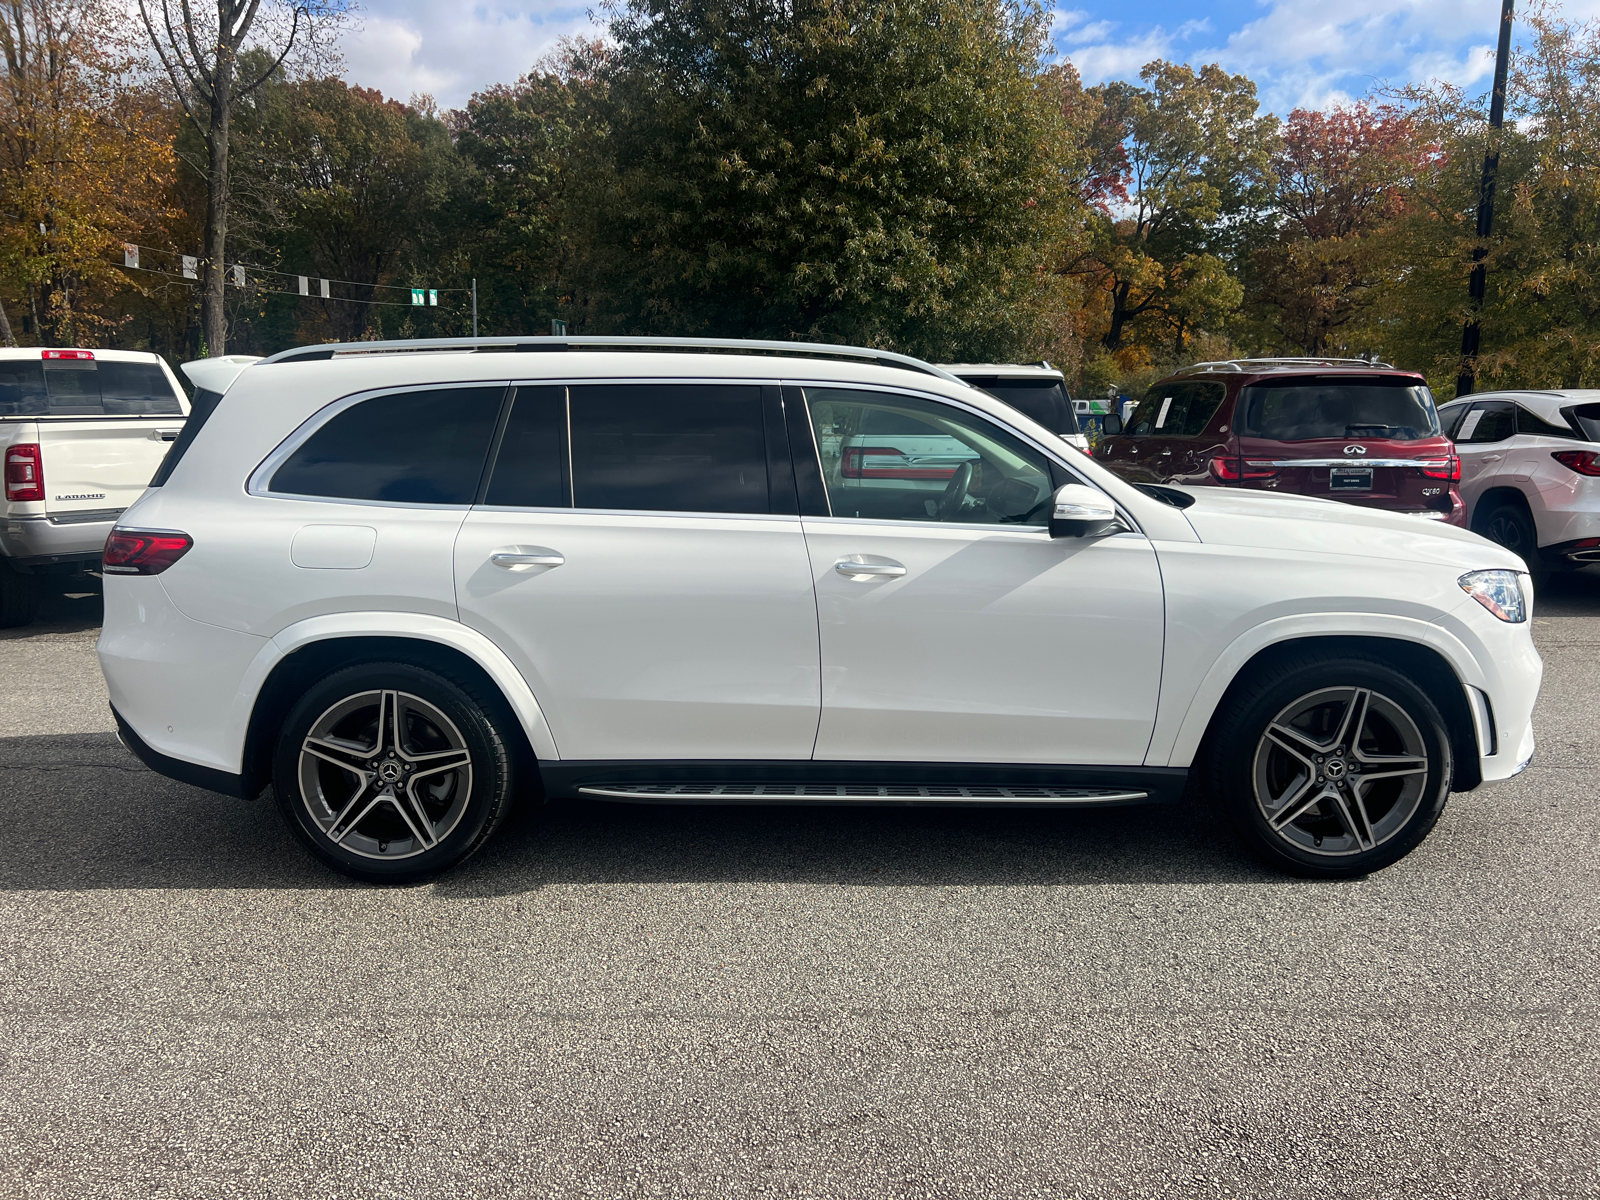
[113,706,251,797]
[0,511,121,566]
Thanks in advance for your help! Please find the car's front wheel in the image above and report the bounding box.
[1203,653,1453,878]
[272,662,518,883]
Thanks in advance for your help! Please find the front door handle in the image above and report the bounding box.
[491,547,564,570]
[835,555,906,580]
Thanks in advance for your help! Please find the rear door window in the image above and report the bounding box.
[1124,382,1226,437]
[1238,377,1439,441]
[269,386,505,504]
[1455,401,1515,444]
[568,383,769,514]
[483,386,570,508]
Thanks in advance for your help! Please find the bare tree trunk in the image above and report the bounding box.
[0,297,15,347]
[201,58,234,356]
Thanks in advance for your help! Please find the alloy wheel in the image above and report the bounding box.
[1252,686,1430,858]
[297,689,474,860]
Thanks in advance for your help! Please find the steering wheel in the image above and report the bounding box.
[937,461,973,521]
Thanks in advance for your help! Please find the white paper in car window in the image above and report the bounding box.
[1155,396,1174,429]
[1458,409,1485,440]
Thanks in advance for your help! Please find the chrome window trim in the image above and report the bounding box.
[246,380,512,502]
[472,505,802,524]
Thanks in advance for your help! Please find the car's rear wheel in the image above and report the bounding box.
[0,558,38,629]
[1474,498,1544,586]
[272,661,517,883]
[1203,653,1453,878]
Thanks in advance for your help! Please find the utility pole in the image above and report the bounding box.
[1457,0,1516,397]
[471,278,478,338]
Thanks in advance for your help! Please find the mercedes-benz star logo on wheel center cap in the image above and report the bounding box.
[1343,445,1368,455]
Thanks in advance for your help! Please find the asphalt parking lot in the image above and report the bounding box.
[2,574,1598,1199]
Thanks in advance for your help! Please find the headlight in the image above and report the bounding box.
[1459,569,1527,622]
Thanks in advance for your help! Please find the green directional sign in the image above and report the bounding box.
[428,289,438,306]
[411,288,424,306]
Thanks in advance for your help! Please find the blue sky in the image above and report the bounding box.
[341,1,1598,115]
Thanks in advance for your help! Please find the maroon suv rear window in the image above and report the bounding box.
[1238,377,1439,442]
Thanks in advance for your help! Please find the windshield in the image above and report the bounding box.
[966,377,1079,436]
[1238,379,1439,442]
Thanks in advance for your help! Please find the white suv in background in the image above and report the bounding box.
[1,348,189,626]
[100,337,1541,884]
[1439,390,1600,583]
[940,362,1090,452]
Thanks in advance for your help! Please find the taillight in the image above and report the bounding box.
[41,348,93,361]
[1209,456,1278,482]
[1552,450,1600,477]
[841,446,959,480]
[103,529,192,575]
[1419,455,1461,481]
[4,443,43,501]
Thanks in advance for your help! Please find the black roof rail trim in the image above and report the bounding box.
[260,335,971,385]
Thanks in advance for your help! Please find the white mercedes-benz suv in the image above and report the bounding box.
[99,337,1542,883]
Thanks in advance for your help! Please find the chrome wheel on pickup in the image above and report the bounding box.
[1204,653,1453,878]
[274,662,518,883]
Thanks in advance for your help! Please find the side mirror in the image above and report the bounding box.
[1049,483,1123,539]
[1101,412,1123,435]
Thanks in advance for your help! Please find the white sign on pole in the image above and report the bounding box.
[181,256,198,280]
[298,276,309,296]
[320,278,330,299]
[231,264,244,287]
[124,244,139,269]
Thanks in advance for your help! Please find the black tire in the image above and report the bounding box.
[0,558,38,629]
[1474,497,1545,587]
[1202,652,1453,879]
[272,661,519,883]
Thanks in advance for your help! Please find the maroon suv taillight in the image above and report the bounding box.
[4,443,43,502]
[1420,454,1462,482]
[1552,450,1600,477]
[1209,456,1278,482]
[103,529,193,575]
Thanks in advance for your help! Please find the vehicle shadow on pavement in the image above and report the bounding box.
[0,730,1280,892]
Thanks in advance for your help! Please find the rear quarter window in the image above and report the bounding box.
[268,387,506,504]
[1568,403,1600,442]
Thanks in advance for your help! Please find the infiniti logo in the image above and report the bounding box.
[1343,445,1368,456]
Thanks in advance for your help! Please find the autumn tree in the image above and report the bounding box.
[449,39,610,337]
[1069,61,1279,356]
[0,0,176,345]
[1250,102,1434,354]
[139,0,347,355]
[578,0,1082,360]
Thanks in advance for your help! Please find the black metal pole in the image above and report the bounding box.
[472,277,479,339]
[1457,0,1516,397]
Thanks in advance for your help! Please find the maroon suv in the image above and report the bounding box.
[1095,359,1464,524]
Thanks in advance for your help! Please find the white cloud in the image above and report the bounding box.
[339,1,601,109]
[1054,0,1552,113]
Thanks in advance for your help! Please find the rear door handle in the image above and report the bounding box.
[835,555,906,580]
[492,547,564,570]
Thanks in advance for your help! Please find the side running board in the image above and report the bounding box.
[577,782,1149,805]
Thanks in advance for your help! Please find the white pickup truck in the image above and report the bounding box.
[1,347,190,627]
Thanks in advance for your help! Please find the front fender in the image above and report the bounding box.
[1152,612,1486,769]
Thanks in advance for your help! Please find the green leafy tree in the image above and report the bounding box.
[579,0,1081,359]
[1070,61,1278,355]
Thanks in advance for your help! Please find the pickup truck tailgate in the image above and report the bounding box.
[39,420,182,517]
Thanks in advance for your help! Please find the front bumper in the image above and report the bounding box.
[0,510,122,566]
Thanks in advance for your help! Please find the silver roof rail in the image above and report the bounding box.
[259,335,972,387]
[1176,355,1396,374]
